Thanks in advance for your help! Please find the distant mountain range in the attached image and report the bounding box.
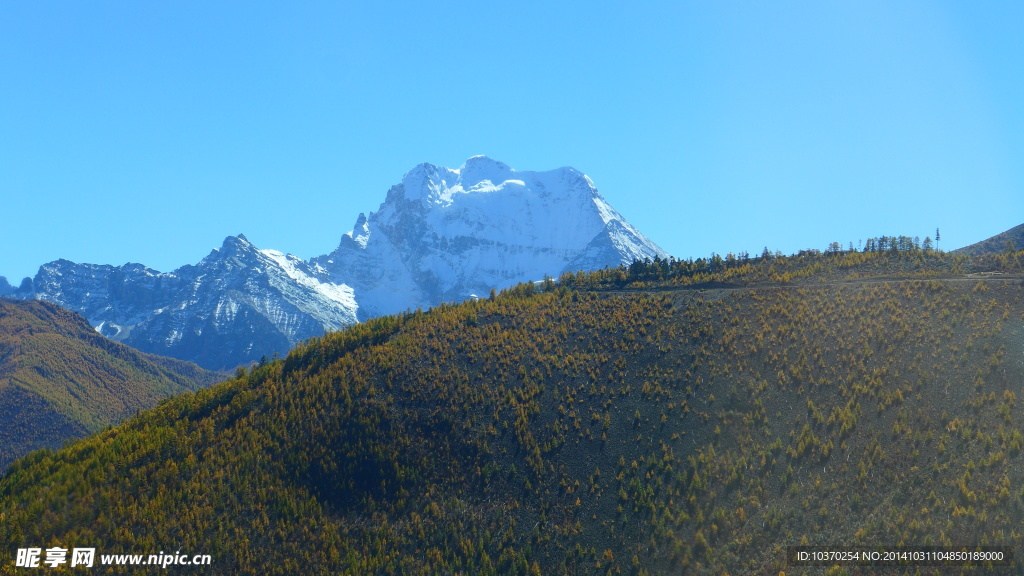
[0,298,220,469]
[1,157,667,369]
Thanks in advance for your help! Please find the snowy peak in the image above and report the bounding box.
[208,234,258,261]
[391,156,595,208]
[316,157,668,318]
[458,155,515,188]
[388,163,457,205]
[219,233,253,249]
[373,157,658,252]
[25,234,359,369]
[341,213,371,249]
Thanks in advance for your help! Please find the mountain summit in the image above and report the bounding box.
[26,234,358,369]
[12,158,667,368]
[313,156,668,318]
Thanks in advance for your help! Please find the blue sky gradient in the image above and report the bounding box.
[2,1,1022,281]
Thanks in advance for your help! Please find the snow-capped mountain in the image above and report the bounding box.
[313,156,668,318]
[27,235,357,369]
[10,157,667,369]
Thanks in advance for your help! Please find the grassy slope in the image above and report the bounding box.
[0,252,1023,575]
[0,299,222,468]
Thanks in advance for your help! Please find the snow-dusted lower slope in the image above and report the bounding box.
[313,156,668,318]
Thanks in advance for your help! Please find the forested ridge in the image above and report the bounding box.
[0,299,221,469]
[954,224,1024,258]
[1,246,1024,574]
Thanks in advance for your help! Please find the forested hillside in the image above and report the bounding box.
[0,299,222,469]
[1,247,1023,574]
[954,223,1024,257]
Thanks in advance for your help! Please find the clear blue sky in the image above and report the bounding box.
[2,1,1022,282]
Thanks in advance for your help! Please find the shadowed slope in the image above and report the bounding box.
[0,299,222,469]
